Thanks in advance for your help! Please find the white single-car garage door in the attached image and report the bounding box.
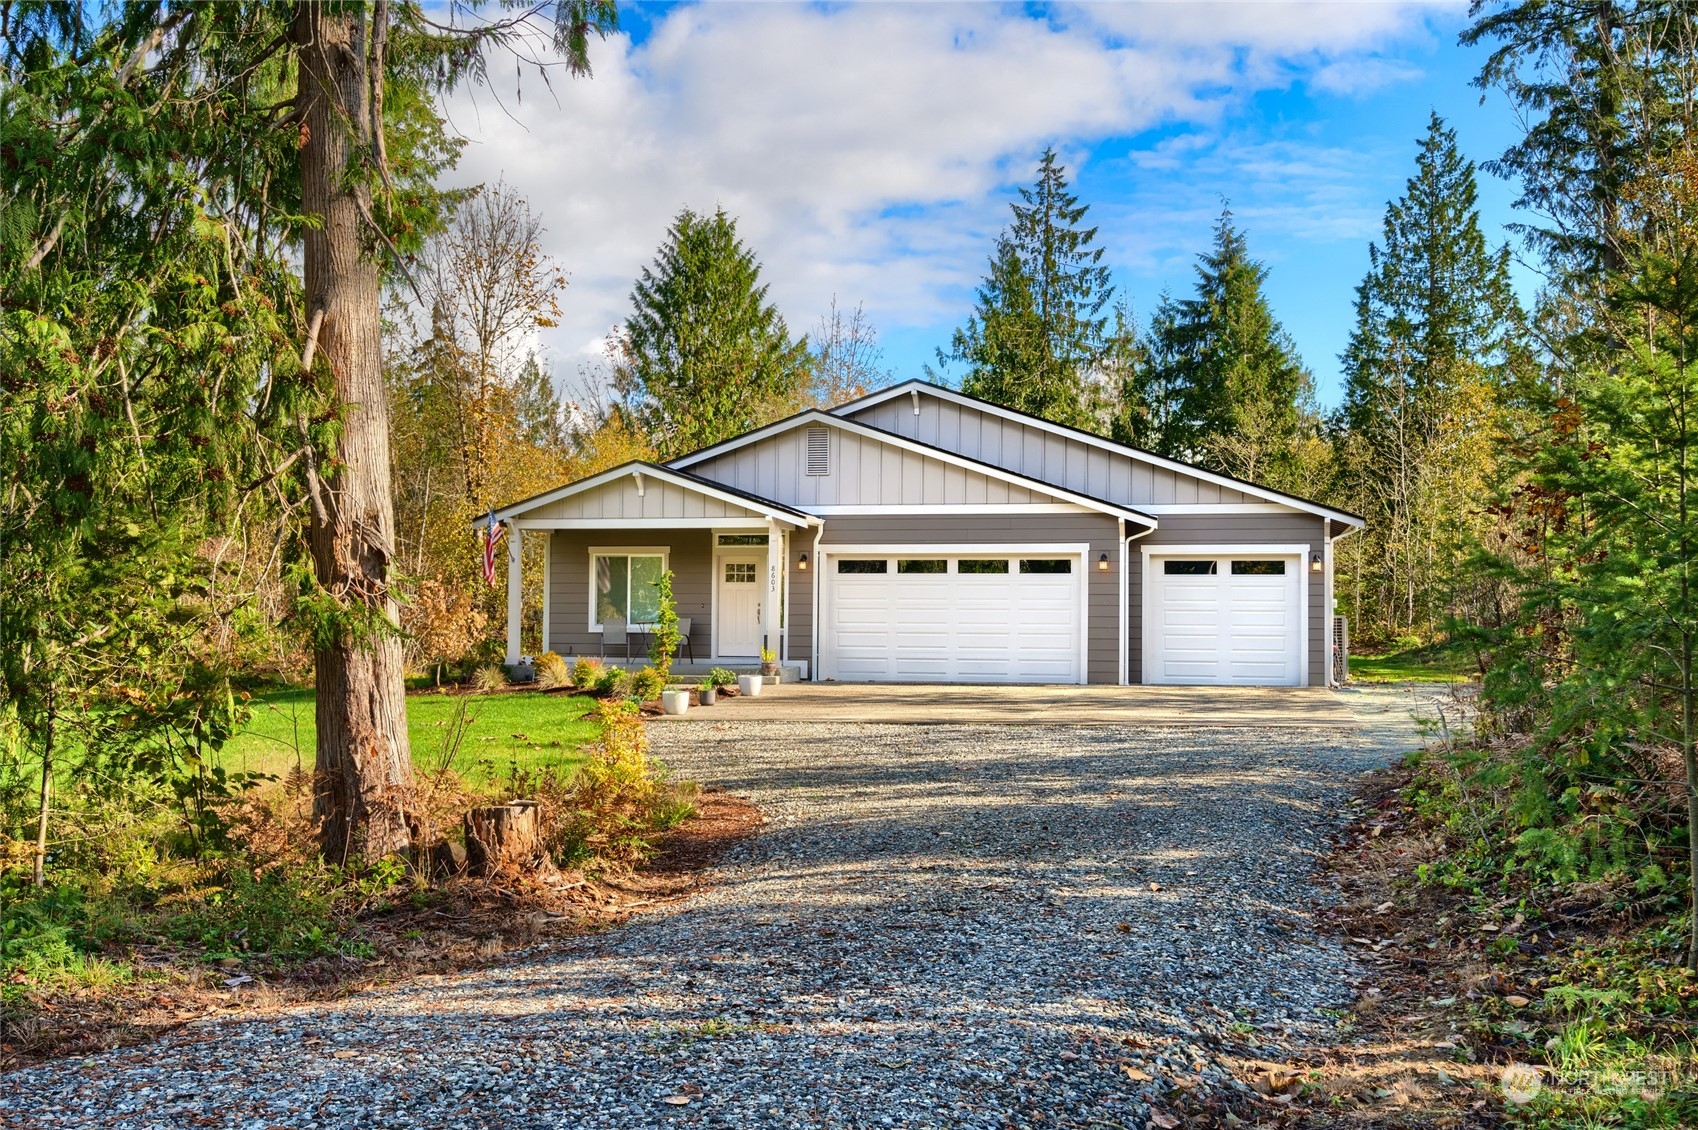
[823,552,1084,683]
[1145,550,1304,686]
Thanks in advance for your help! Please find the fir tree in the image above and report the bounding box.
[1337,113,1526,637]
[1143,209,1311,484]
[613,207,810,459]
[942,149,1114,428]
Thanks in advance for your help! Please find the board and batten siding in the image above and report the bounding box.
[1130,513,1329,686]
[688,425,1065,510]
[526,474,760,522]
[816,514,1122,684]
[845,393,1254,508]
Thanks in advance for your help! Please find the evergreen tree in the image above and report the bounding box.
[1143,209,1312,485]
[942,149,1114,428]
[613,208,810,459]
[1337,113,1526,638]
[1464,1,1697,282]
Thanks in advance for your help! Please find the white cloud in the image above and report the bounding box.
[440,1,1447,386]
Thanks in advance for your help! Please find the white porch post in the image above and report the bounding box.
[505,521,523,666]
[762,521,781,661]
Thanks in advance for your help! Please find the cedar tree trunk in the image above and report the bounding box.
[295,3,415,863]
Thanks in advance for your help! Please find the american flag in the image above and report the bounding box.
[481,511,505,587]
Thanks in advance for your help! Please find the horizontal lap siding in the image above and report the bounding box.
[547,530,714,660]
[818,514,1121,684]
[1130,514,1328,686]
[786,533,812,671]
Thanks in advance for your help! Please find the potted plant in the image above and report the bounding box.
[660,686,691,715]
[760,646,780,679]
[736,671,763,697]
[697,677,717,706]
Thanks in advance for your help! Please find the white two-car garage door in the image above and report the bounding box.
[822,552,1084,684]
[1145,550,1305,686]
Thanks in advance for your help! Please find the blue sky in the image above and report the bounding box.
[445,2,1533,411]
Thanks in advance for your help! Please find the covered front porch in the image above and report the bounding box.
[489,462,820,675]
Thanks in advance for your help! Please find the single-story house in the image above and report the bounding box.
[489,380,1363,686]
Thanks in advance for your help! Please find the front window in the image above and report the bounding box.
[593,552,666,627]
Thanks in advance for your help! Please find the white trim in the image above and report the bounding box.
[822,542,1090,556]
[711,539,766,660]
[809,523,824,681]
[488,460,820,527]
[1116,518,1126,686]
[667,410,1158,527]
[511,517,784,531]
[817,542,1091,685]
[585,546,671,633]
[1140,543,1313,558]
[803,503,1091,516]
[540,531,551,655]
[836,381,1364,527]
[1131,503,1298,515]
[764,520,782,661]
[1324,529,1336,687]
[1139,543,1310,687]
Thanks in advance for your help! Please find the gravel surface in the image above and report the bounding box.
[6,709,1423,1129]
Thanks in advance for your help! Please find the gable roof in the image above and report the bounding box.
[832,379,1364,527]
[486,460,820,527]
[665,408,1158,528]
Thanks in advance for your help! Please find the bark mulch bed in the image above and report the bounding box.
[1,787,762,1072]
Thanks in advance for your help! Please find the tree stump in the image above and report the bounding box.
[464,800,553,878]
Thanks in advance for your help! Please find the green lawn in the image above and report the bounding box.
[220,687,601,783]
[1349,641,1476,683]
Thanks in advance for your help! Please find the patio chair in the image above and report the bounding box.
[676,617,694,663]
[600,615,632,662]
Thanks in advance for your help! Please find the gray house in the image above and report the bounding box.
[490,380,1363,687]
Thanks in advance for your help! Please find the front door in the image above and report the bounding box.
[716,558,762,656]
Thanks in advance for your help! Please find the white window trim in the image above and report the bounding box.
[817,543,1090,685]
[586,545,670,632]
[1139,543,1310,687]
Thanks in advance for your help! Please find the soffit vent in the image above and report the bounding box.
[806,427,830,476]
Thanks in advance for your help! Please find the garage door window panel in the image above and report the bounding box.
[1164,560,1218,575]
[1231,560,1286,575]
[897,559,947,574]
[1019,559,1072,574]
[837,559,888,574]
[958,559,1010,574]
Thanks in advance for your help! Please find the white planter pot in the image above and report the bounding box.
[736,674,763,697]
[660,689,690,716]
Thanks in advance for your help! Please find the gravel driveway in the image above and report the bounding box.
[8,710,1421,1129]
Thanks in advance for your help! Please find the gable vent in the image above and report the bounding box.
[805,427,830,476]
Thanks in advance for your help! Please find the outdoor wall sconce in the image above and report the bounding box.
[797,552,809,571]
[1097,552,1110,571]
[1311,552,1324,572]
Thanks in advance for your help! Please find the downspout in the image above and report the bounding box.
[1117,518,1126,686]
[1125,518,1158,686]
[1326,520,1365,687]
[810,521,825,681]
